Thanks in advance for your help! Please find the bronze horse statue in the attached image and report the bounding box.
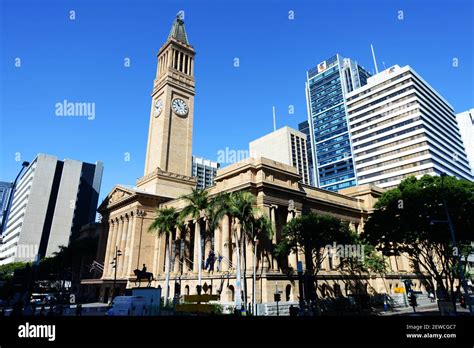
[133,269,154,287]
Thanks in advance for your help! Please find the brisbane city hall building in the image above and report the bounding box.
[82,15,419,311]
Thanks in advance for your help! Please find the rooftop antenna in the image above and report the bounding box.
[272,106,276,132]
[370,44,379,74]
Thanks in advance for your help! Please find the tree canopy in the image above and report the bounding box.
[362,175,474,299]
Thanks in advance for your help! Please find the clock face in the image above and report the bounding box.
[172,98,188,116]
[154,99,163,117]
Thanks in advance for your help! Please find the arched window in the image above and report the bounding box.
[185,285,190,296]
[321,284,327,298]
[285,284,291,302]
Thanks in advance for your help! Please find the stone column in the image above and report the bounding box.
[193,221,200,273]
[114,217,124,276]
[107,218,120,277]
[122,212,135,278]
[270,205,279,271]
[173,229,180,274]
[221,215,230,271]
[295,210,306,270]
[230,218,236,267]
[103,220,115,278]
[157,232,166,276]
[214,219,221,257]
[118,215,129,277]
[261,206,271,272]
[184,223,191,273]
[233,219,241,269]
[245,234,253,272]
[152,216,161,279]
[204,219,211,263]
[287,210,298,270]
[129,210,145,274]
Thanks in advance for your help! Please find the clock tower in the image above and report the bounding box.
[138,14,197,196]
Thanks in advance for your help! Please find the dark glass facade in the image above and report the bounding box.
[304,54,370,191]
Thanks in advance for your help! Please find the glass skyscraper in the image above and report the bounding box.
[301,54,370,191]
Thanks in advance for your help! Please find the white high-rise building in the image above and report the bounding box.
[249,126,311,185]
[346,65,472,189]
[0,154,103,265]
[456,109,474,175]
[192,156,219,189]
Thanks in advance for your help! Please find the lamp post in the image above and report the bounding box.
[439,173,473,314]
[111,246,122,300]
[1,161,30,235]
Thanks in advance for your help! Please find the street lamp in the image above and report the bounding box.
[438,173,473,314]
[1,161,30,235]
[111,246,122,300]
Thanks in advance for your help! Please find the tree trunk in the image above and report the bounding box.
[242,233,248,312]
[197,219,202,289]
[253,239,257,315]
[164,234,171,307]
[234,228,242,311]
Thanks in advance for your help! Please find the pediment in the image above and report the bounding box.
[98,185,137,211]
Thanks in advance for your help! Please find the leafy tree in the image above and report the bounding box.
[277,212,353,314]
[0,262,26,281]
[362,175,474,304]
[0,262,27,299]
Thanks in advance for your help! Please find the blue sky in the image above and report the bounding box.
[1,0,473,204]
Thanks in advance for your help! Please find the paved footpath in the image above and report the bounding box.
[380,303,470,316]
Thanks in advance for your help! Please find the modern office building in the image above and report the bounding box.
[297,121,314,186]
[303,54,371,191]
[346,65,472,189]
[0,154,103,265]
[249,126,311,185]
[0,181,13,232]
[192,156,219,189]
[456,109,474,175]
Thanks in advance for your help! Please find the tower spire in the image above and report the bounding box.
[168,13,189,45]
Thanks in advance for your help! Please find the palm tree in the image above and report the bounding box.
[249,214,273,315]
[228,191,257,312]
[179,188,210,293]
[148,207,181,307]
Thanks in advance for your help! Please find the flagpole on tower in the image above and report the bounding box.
[370,44,379,74]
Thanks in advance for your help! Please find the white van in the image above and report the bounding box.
[108,296,148,316]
